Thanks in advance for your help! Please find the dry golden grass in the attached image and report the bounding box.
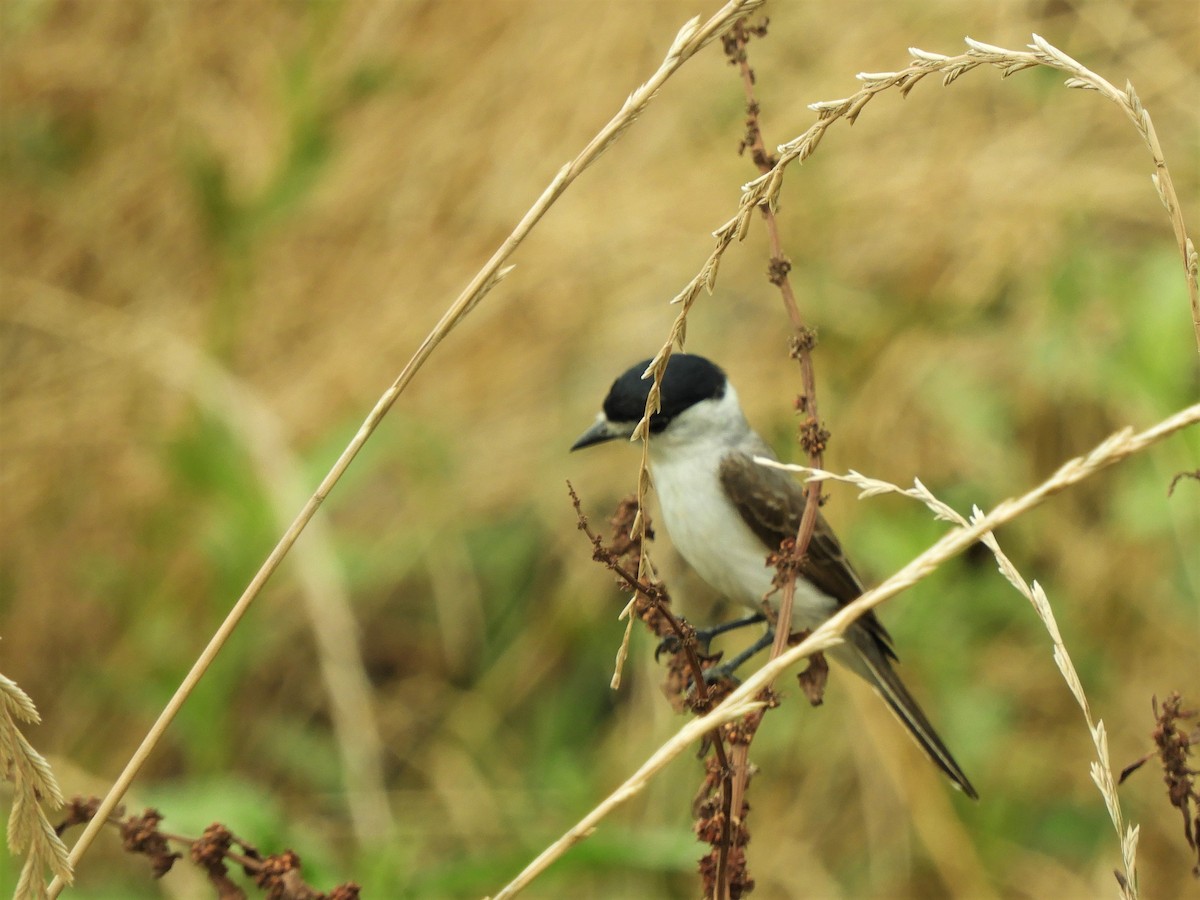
[2,0,1198,897]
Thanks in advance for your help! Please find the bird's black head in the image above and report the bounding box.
[571,354,727,451]
[604,354,727,431]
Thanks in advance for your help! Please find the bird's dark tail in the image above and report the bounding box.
[836,629,979,800]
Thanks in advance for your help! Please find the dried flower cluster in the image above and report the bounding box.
[1153,694,1200,878]
[569,483,757,895]
[53,798,361,900]
[1121,693,1200,880]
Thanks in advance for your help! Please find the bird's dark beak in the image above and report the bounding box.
[570,416,629,451]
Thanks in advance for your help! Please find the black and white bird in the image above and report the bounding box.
[571,353,977,799]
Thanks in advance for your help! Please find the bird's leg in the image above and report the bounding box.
[694,612,767,652]
[656,611,767,660]
[702,628,775,683]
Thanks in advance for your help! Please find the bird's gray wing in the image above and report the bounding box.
[719,450,978,797]
[717,450,896,659]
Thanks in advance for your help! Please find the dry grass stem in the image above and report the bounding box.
[762,469,1145,897]
[38,2,767,894]
[6,278,392,847]
[499,403,1198,896]
[2,674,73,899]
[769,35,1199,350]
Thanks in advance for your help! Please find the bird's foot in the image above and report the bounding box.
[655,612,768,661]
[703,629,775,681]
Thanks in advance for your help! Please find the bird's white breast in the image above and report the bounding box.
[646,392,837,626]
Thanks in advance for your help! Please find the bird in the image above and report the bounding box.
[571,352,978,799]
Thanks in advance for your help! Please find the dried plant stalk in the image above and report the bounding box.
[7,278,392,847]
[761,467,1144,897]
[2,675,73,899]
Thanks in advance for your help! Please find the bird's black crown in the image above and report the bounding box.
[602,354,727,432]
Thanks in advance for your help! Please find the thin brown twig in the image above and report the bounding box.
[711,21,832,897]
[569,484,710,704]
[567,484,744,899]
[54,798,359,899]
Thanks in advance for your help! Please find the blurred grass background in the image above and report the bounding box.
[1,0,1197,897]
